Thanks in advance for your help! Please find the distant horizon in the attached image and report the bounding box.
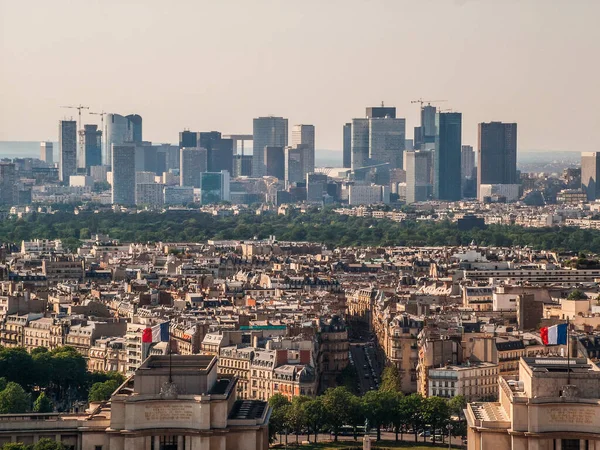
[0,140,590,154]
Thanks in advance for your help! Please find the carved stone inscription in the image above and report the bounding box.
[144,403,194,422]
[547,407,595,425]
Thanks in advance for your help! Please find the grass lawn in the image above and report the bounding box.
[271,441,458,450]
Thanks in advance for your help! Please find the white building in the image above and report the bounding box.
[69,175,94,187]
[180,147,207,188]
[348,184,390,206]
[40,141,53,164]
[136,183,164,206]
[428,361,499,401]
[291,124,315,174]
[405,150,433,204]
[21,239,63,254]
[479,183,520,202]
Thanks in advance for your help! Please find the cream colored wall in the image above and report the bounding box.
[528,403,600,434]
[226,430,258,450]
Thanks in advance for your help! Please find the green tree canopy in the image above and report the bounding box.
[0,347,36,388]
[379,365,402,392]
[567,289,588,300]
[302,397,326,443]
[1,443,31,450]
[32,439,65,450]
[447,395,467,417]
[88,380,120,403]
[0,382,30,413]
[404,393,425,443]
[422,396,451,443]
[363,389,397,441]
[33,392,53,413]
[322,386,352,442]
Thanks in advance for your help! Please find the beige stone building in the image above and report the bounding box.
[1,313,43,348]
[88,336,128,373]
[467,357,600,450]
[373,311,420,392]
[23,317,54,351]
[65,320,127,357]
[428,361,499,401]
[318,316,349,389]
[0,355,270,450]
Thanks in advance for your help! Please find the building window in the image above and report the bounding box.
[160,436,178,450]
[561,440,580,450]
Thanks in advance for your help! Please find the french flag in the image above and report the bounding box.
[142,321,170,343]
[540,323,568,345]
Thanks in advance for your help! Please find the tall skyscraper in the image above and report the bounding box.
[434,112,462,201]
[477,122,518,198]
[252,117,288,177]
[343,123,352,168]
[369,117,406,169]
[285,146,305,186]
[421,105,437,144]
[582,152,600,201]
[461,145,476,198]
[180,148,207,188]
[350,106,405,170]
[461,145,475,179]
[351,118,369,169]
[40,142,53,164]
[366,106,396,118]
[200,132,234,174]
[233,155,253,177]
[59,120,77,182]
[126,114,143,142]
[292,124,315,174]
[106,113,141,167]
[0,163,16,205]
[264,146,285,179]
[179,130,199,149]
[79,124,102,170]
[405,150,433,204]
[413,126,423,150]
[111,144,136,205]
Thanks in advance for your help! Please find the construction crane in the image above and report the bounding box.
[410,98,447,108]
[60,104,90,131]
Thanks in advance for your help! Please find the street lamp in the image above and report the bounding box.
[446,424,453,450]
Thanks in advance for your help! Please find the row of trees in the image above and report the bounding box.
[1,439,67,450]
[269,385,466,444]
[1,208,600,252]
[0,346,124,412]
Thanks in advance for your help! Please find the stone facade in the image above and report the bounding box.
[467,357,600,450]
[0,355,270,450]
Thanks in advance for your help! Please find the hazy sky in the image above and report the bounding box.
[1,0,599,152]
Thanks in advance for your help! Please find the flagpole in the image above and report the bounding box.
[567,317,571,385]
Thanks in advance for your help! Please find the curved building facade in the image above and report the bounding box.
[106,113,143,167]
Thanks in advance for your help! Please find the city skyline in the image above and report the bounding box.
[1,0,599,152]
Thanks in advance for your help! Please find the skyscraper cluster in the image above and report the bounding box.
[343,103,519,204]
[49,102,528,207]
